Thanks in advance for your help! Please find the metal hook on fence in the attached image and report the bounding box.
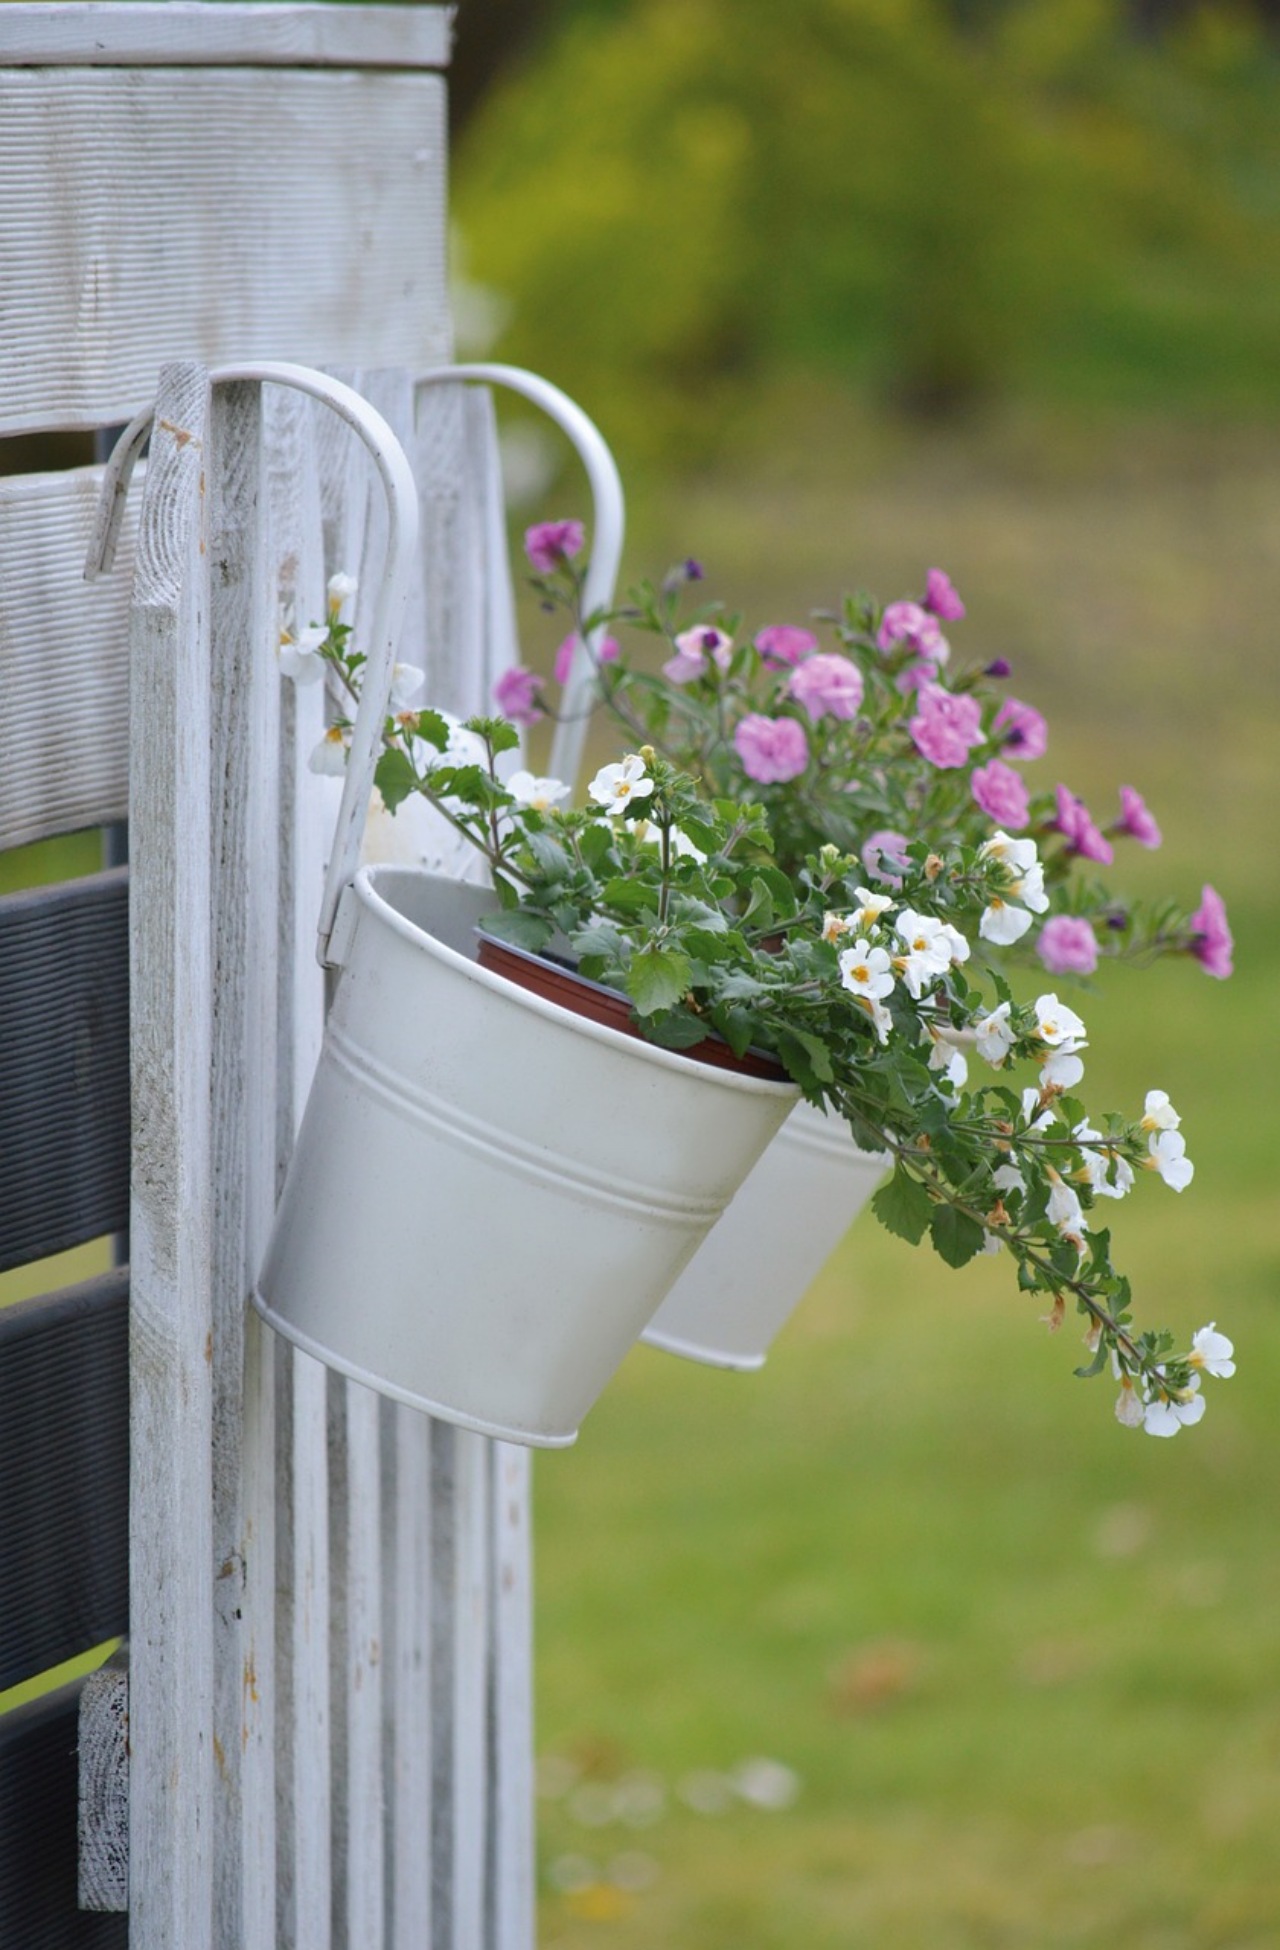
[414,363,626,792]
[86,360,421,968]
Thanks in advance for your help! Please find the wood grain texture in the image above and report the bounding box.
[0,68,450,434]
[0,871,130,1273]
[0,4,453,68]
[127,360,217,1950]
[263,382,333,1950]
[0,1271,129,1691]
[0,467,135,849]
[490,1444,535,1950]
[0,1680,129,1948]
[206,380,279,1950]
[79,1647,130,1914]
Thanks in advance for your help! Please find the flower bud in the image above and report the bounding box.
[640,744,656,766]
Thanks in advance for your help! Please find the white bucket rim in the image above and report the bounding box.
[253,1288,581,1448]
[354,865,800,1101]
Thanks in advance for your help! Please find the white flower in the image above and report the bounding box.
[893,910,954,998]
[1072,1120,1135,1201]
[1008,858,1050,915]
[327,570,358,614]
[507,770,571,813]
[389,662,426,710]
[1114,1372,1146,1429]
[278,624,327,684]
[308,724,349,775]
[1041,1042,1086,1090]
[974,1001,1016,1067]
[1189,1322,1235,1378]
[979,895,1035,946]
[937,921,971,965]
[630,820,707,863]
[1020,1087,1055,1131]
[855,995,894,1045]
[1141,1090,1180,1133]
[992,1162,1026,1195]
[923,1026,967,1089]
[849,887,896,932]
[1146,1128,1194,1191]
[1033,994,1088,1047]
[588,754,654,816]
[822,911,852,944]
[838,939,895,1004]
[1046,1168,1088,1248]
[1143,1374,1206,1438]
[978,834,1049,943]
[980,830,1039,876]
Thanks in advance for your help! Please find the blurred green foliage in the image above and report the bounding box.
[455,0,1280,467]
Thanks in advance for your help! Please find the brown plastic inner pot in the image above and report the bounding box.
[475,934,790,1083]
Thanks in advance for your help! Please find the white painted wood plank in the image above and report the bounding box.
[127,359,216,1950]
[0,68,449,434]
[490,1444,535,1950]
[345,1381,387,1950]
[263,382,333,1950]
[0,4,452,68]
[0,467,134,849]
[206,379,279,1950]
[429,1427,491,1950]
[388,1404,433,1949]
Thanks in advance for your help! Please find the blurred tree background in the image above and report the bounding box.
[449,6,1280,1947]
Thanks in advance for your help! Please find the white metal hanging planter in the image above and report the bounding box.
[641,1102,887,1369]
[96,362,798,1447]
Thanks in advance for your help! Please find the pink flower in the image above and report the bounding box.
[1116,785,1162,849]
[524,519,585,573]
[755,624,819,668]
[553,632,620,686]
[1037,915,1099,976]
[1189,884,1233,979]
[970,758,1030,829]
[493,665,544,726]
[877,600,948,662]
[664,624,734,685]
[909,684,985,770]
[787,653,864,723]
[924,568,965,621]
[733,713,809,784]
[863,829,911,886]
[992,696,1048,763]
[1054,785,1114,865]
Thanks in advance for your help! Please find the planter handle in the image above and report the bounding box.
[87,361,420,967]
[414,364,625,793]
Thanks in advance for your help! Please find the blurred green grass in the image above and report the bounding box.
[523,405,1279,1947]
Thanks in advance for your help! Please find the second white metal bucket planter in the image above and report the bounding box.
[256,868,798,1444]
[641,1102,886,1370]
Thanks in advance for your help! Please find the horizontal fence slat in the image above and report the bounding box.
[0,870,130,1272]
[0,1270,129,1691]
[0,468,134,851]
[0,1681,129,1948]
[0,67,450,434]
[0,3,452,68]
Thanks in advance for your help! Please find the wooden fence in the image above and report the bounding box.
[0,10,536,1944]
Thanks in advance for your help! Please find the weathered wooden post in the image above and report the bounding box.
[0,9,535,1945]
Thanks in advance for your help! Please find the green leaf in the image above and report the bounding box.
[374,747,419,813]
[414,708,452,752]
[1074,1338,1110,1380]
[640,1010,715,1052]
[524,829,570,878]
[570,922,626,961]
[577,822,614,870]
[626,946,693,1016]
[602,875,659,918]
[929,1204,987,1268]
[872,1167,933,1246]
